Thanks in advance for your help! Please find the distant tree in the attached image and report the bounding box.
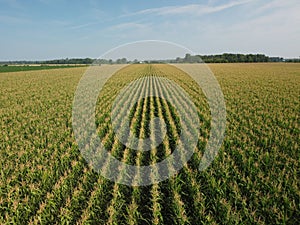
[184,53,192,63]
[121,58,127,64]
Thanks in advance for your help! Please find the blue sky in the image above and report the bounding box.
[0,0,299,60]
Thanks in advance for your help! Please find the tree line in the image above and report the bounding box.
[1,53,299,65]
[170,53,286,63]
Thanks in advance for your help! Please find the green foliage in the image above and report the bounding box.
[0,65,86,73]
[174,53,275,63]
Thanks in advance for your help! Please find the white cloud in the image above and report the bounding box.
[193,0,300,57]
[253,0,299,15]
[123,0,254,17]
[114,0,300,57]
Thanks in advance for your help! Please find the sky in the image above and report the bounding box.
[0,0,299,60]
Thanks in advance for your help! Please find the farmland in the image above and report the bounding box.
[0,65,87,73]
[0,63,299,224]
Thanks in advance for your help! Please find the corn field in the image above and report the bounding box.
[0,63,299,224]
